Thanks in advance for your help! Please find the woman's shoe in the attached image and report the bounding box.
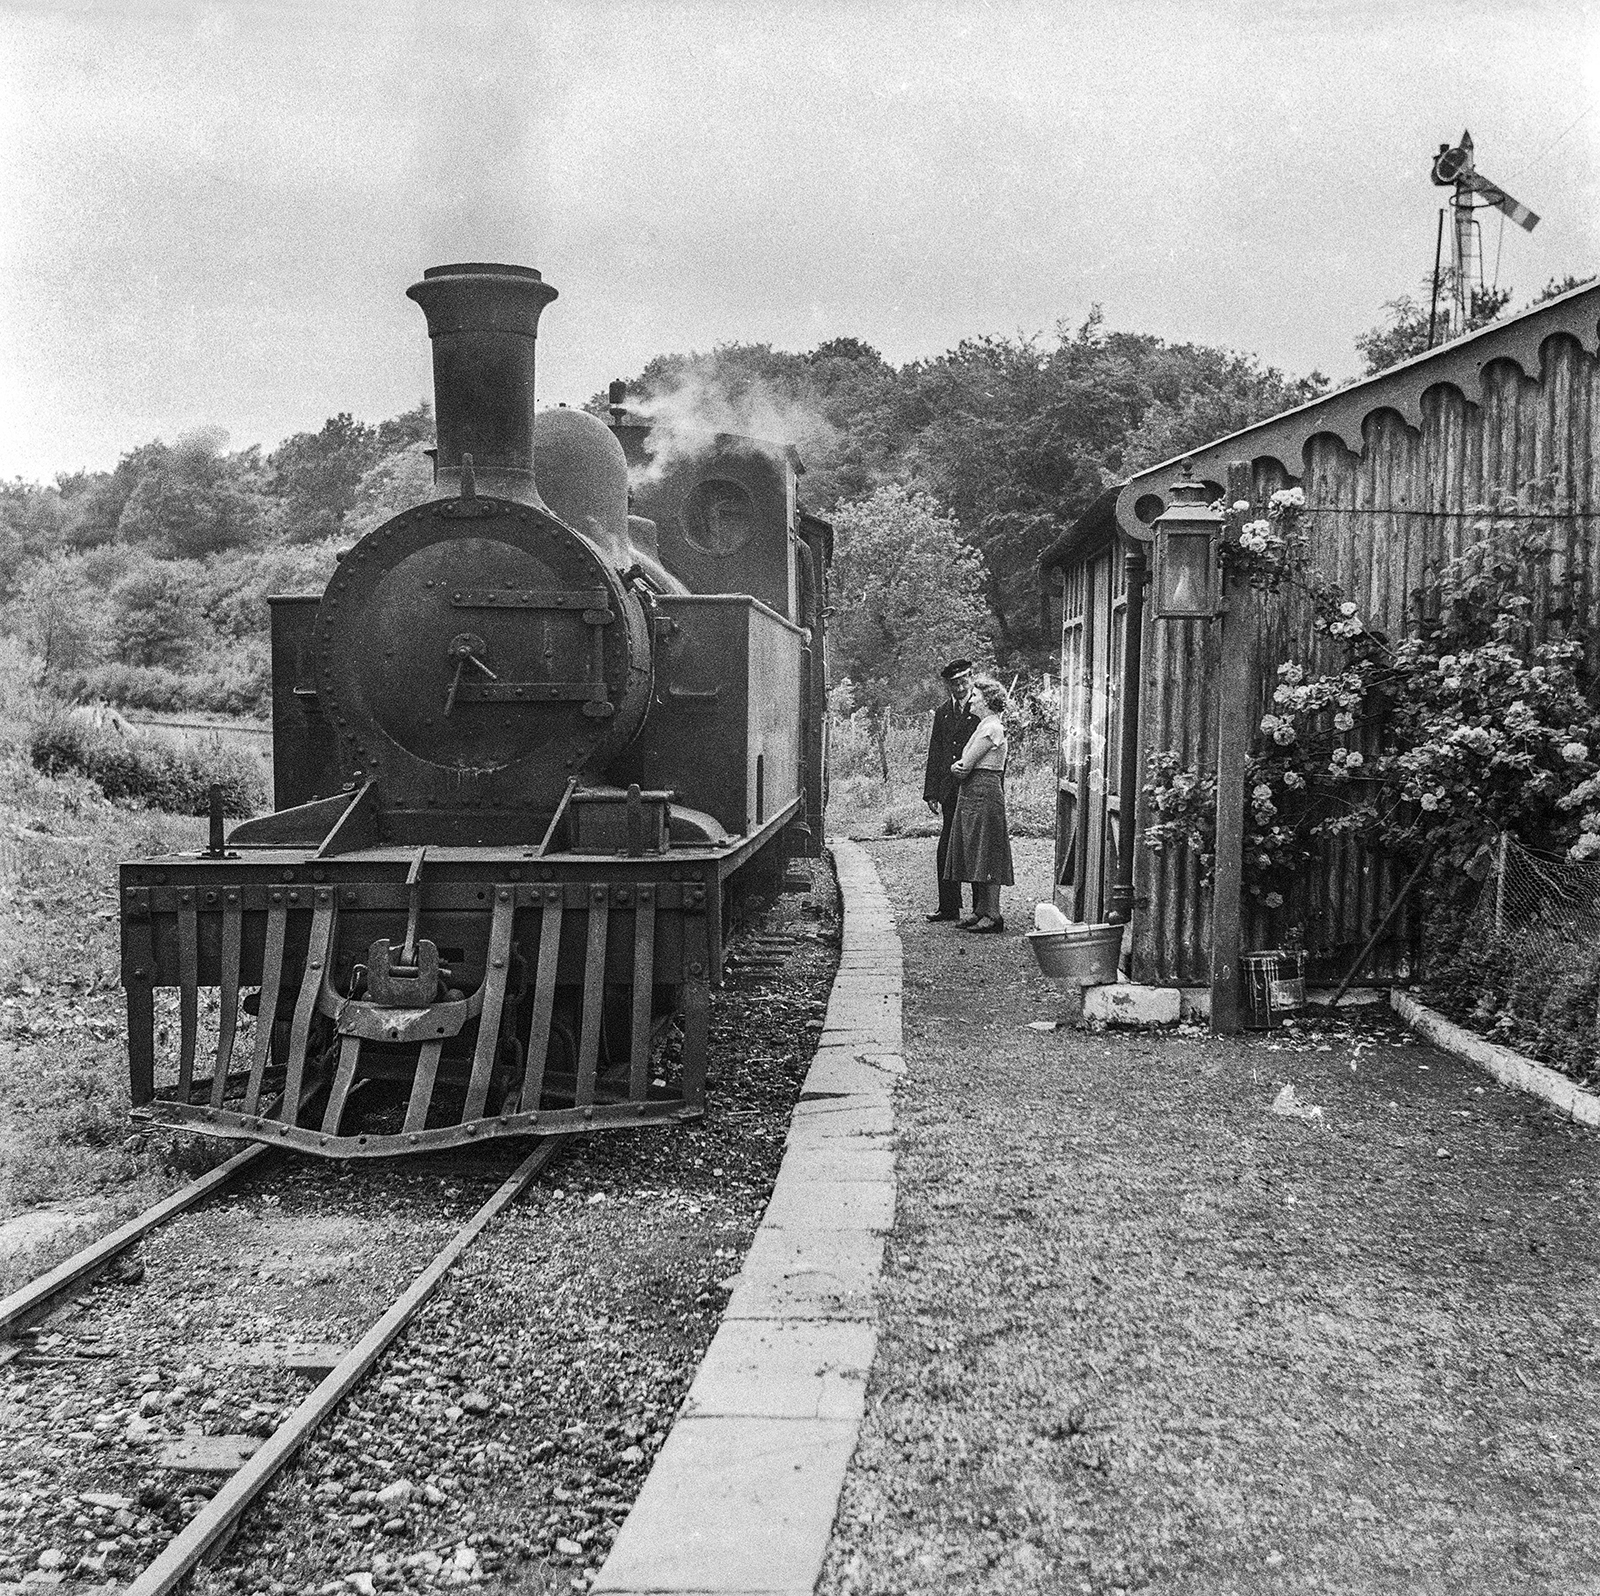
[956,914,981,929]
[968,916,1004,934]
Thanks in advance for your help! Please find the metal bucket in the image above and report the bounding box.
[1242,948,1307,1030]
[1027,922,1123,986]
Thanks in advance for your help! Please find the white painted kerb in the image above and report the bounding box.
[591,840,898,1596]
[1391,990,1600,1129]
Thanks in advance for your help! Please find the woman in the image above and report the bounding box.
[943,675,1015,933]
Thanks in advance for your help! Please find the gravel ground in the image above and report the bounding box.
[1,857,839,1596]
[819,837,1600,1596]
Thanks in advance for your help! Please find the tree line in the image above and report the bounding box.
[0,407,434,714]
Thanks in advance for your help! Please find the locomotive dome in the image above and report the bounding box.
[532,407,631,566]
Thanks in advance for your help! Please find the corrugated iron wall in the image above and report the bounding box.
[1132,334,1600,986]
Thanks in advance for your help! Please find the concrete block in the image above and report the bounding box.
[683,1320,876,1421]
[761,1178,894,1233]
[1083,982,1181,1027]
[591,1415,858,1594]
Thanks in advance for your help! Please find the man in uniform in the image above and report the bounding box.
[922,658,979,922]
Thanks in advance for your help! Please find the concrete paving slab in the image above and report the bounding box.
[802,1053,900,1097]
[777,1141,895,1186]
[788,1098,894,1137]
[591,1417,860,1595]
[723,1261,879,1321]
[761,1178,894,1233]
[741,1225,886,1277]
[683,1320,877,1421]
[828,971,904,993]
[822,998,901,1036]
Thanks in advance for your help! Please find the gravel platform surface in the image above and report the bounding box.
[0,858,839,1596]
[818,837,1600,1596]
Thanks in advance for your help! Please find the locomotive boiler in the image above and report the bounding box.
[119,262,831,1158]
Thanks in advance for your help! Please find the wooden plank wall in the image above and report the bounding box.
[1132,333,1600,986]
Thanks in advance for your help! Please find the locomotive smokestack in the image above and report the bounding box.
[406,262,558,504]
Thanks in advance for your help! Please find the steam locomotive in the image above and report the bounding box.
[119,262,832,1158]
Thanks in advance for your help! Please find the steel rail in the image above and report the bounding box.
[122,1137,563,1596]
[0,1144,270,1339]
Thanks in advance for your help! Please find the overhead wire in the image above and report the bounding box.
[1502,106,1595,186]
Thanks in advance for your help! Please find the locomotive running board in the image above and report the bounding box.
[127,876,711,1160]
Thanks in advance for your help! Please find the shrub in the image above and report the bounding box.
[74,641,271,717]
[73,663,190,713]
[30,713,264,817]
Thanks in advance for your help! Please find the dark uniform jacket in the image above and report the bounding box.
[923,697,981,807]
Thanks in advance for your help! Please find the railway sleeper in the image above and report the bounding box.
[123,874,713,1158]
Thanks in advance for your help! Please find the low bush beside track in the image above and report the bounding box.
[30,711,265,818]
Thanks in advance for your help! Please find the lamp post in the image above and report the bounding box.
[1151,461,1251,1034]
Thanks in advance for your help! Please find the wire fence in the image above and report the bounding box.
[1456,835,1600,1080]
[1476,835,1600,956]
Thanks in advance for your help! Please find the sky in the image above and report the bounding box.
[2,0,1598,482]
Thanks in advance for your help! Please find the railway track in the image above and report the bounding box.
[0,858,842,1594]
[0,1141,564,1595]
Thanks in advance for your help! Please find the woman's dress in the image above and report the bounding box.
[943,713,1014,885]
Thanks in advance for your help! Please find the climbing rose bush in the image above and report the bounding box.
[1143,506,1600,910]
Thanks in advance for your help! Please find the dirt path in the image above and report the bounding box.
[819,838,1600,1596]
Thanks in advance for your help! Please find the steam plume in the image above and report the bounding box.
[623,370,836,488]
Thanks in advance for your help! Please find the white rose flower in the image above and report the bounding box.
[1340,601,1358,617]
[1562,742,1590,764]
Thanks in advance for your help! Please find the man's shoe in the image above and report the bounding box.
[925,911,959,922]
